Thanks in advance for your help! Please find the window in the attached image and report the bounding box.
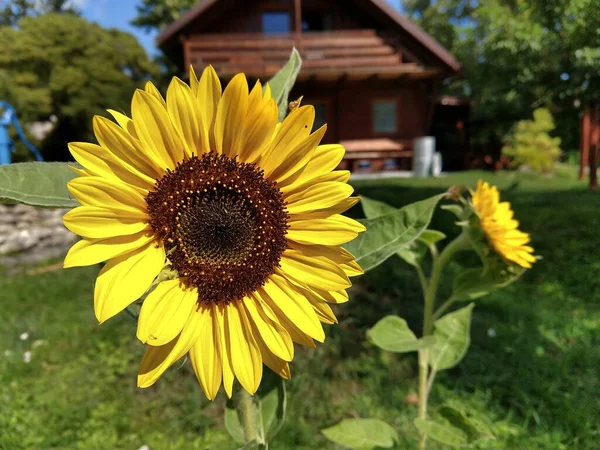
[262,12,290,34]
[313,103,327,131]
[302,12,333,31]
[373,100,398,134]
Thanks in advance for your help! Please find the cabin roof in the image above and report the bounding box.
[157,0,461,74]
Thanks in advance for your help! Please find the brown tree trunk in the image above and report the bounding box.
[589,104,599,190]
[580,105,591,181]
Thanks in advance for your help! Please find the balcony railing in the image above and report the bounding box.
[183,29,419,78]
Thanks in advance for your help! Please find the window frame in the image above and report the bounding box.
[260,11,292,34]
[371,98,399,136]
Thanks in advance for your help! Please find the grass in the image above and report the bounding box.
[1,168,599,449]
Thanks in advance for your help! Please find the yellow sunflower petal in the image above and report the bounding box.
[196,65,222,147]
[94,115,163,181]
[255,336,291,380]
[287,213,365,246]
[106,109,138,138]
[311,301,338,325]
[213,304,234,397]
[94,241,165,323]
[255,288,316,348]
[286,181,354,215]
[63,206,149,239]
[144,81,166,107]
[225,301,263,394]
[137,280,198,346]
[260,105,314,173]
[267,125,326,183]
[279,247,351,291]
[67,176,147,212]
[63,231,154,268]
[214,73,249,157]
[279,144,345,193]
[138,310,203,388]
[68,142,152,192]
[244,294,294,361]
[166,76,207,157]
[261,273,325,342]
[189,304,222,400]
[132,89,184,169]
[240,81,278,164]
[472,179,535,269]
[189,65,199,92]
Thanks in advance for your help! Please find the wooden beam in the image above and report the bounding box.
[182,38,191,70]
[580,104,591,181]
[315,72,343,82]
[294,0,302,52]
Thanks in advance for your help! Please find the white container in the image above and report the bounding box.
[413,136,436,177]
[432,152,442,177]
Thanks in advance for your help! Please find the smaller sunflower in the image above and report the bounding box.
[471,180,536,269]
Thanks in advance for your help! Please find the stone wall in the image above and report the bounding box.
[0,204,76,266]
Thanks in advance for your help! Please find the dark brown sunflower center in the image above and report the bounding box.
[146,152,288,304]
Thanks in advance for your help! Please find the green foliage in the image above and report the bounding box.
[0,162,78,207]
[367,316,434,353]
[0,13,157,160]
[321,418,399,450]
[414,404,492,447]
[451,266,525,302]
[344,194,445,272]
[266,48,302,121]
[502,108,562,172]
[360,196,446,268]
[0,0,80,26]
[429,304,474,371]
[1,171,599,449]
[131,0,200,31]
[405,0,600,150]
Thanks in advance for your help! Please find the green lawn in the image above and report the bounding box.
[2,168,599,449]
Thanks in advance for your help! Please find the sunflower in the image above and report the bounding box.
[63,66,364,399]
[471,180,535,269]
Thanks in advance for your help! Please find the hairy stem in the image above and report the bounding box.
[236,388,264,446]
[417,232,470,450]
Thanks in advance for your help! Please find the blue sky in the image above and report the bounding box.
[82,0,403,56]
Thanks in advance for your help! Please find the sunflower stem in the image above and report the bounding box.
[236,387,265,447]
[417,232,470,450]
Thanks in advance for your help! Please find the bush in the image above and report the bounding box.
[502,108,562,172]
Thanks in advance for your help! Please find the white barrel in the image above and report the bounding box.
[432,152,442,177]
[413,136,436,177]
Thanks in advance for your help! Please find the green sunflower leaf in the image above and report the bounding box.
[321,418,398,450]
[367,315,434,353]
[0,162,78,208]
[418,230,446,246]
[360,196,394,218]
[267,48,302,121]
[414,404,494,447]
[429,303,474,371]
[344,194,445,272]
[451,266,525,301]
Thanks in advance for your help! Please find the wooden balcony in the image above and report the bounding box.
[184,29,438,81]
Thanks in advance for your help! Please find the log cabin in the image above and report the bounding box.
[157,0,462,172]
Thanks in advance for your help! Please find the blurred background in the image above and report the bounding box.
[1,1,599,449]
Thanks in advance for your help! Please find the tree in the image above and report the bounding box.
[131,0,199,32]
[0,0,80,26]
[0,13,158,160]
[404,0,600,152]
[502,108,562,172]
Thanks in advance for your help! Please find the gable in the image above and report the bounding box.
[157,0,461,75]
